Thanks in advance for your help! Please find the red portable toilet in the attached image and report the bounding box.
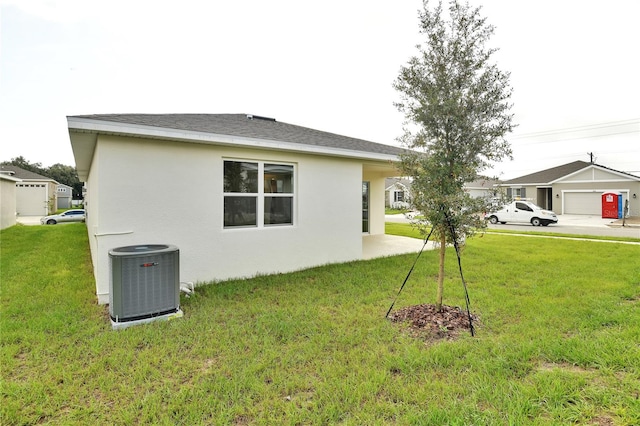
[601,192,619,218]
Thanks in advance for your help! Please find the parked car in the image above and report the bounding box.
[41,209,86,225]
[485,201,558,226]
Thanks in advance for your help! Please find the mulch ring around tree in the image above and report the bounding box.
[388,304,479,342]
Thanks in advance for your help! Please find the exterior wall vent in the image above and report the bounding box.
[109,244,182,329]
[246,114,276,121]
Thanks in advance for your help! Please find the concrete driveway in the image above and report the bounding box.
[387,213,640,239]
[387,213,638,227]
[16,216,43,225]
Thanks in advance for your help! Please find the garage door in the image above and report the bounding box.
[564,192,601,215]
[16,184,49,216]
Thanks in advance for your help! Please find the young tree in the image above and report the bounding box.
[393,0,514,311]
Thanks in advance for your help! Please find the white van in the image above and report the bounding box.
[485,201,558,226]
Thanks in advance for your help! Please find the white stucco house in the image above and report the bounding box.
[0,172,22,229]
[464,177,500,199]
[385,178,412,209]
[0,165,58,216]
[384,176,498,210]
[68,113,404,304]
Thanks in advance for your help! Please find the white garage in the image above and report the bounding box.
[16,184,49,216]
[563,192,602,215]
[0,165,58,217]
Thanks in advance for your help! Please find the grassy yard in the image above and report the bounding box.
[1,224,639,425]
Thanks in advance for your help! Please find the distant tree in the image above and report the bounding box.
[47,163,83,199]
[393,0,514,311]
[1,156,45,175]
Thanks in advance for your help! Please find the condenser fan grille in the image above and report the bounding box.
[109,244,180,323]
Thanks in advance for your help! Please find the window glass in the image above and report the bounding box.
[264,164,293,193]
[224,197,257,227]
[362,181,370,233]
[224,160,294,228]
[264,197,293,225]
[224,161,258,193]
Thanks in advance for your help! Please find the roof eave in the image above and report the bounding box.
[498,181,549,186]
[67,118,400,180]
[0,174,22,182]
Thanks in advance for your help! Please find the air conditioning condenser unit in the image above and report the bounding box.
[109,244,183,329]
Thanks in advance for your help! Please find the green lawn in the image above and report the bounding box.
[2,224,639,425]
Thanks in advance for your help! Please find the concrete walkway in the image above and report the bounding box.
[609,216,640,228]
[363,234,436,260]
[560,214,640,228]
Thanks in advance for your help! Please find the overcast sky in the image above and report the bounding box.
[1,0,638,179]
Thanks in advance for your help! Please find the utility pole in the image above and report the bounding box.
[587,152,595,163]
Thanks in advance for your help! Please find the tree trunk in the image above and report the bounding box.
[436,232,446,312]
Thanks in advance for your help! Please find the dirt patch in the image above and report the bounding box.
[589,415,615,426]
[623,293,640,304]
[536,361,596,375]
[388,304,478,341]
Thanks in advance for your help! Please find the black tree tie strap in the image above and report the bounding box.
[444,213,475,337]
[385,228,434,318]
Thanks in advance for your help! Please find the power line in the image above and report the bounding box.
[507,150,640,164]
[494,148,640,175]
[509,118,640,140]
[513,129,639,146]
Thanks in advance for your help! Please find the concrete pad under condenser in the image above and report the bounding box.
[111,309,184,330]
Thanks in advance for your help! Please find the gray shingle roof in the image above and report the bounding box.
[0,165,56,181]
[385,177,411,189]
[69,113,405,156]
[503,160,640,185]
[503,161,591,184]
[466,177,499,188]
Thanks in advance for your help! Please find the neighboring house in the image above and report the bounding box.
[0,165,58,216]
[56,183,73,209]
[464,177,500,199]
[67,113,404,304]
[0,172,22,229]
[385,178,412,209]
[499,160,640,216]
[384,177,499,210]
